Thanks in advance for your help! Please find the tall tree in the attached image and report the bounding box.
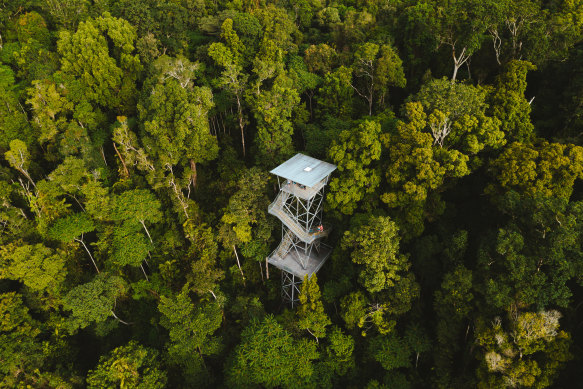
[475,311,572,388]
[327,120,382,215]
[249,73,300,167]
[489,60,536,143]
[158,287,223,385]
[139,55,218,192]
[412,77,505,157]
[86,341,167,389]
[339,215,419,336]
[208,18,249,156]
[57,12,142,111]
[381,102,470,238]
[48,213,99,273]
[62,273,128,332]
[226,315,319,388]
[298,274,331,343]
[219,167,273,281]
[477,192,583,311]
[350,42,406,115]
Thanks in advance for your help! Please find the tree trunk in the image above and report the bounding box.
[190,159,197,190]
[368,83,374,116]
[140,263,149,281]
[110,310,131,325]
[113,141,129,178]
[17,166,36,189]
[233,245,246,286]
[452,63,460,84]
[75,237,100,273]
[100,146,108,166]
[140,220,153,243]
[451,46,470,84]
[266,256,270,279]
[236,94,246,157]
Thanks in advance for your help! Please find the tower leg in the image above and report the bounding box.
[281,270,302,308]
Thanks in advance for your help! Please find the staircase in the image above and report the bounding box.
[274,232,293,260]
[268,194,329,244]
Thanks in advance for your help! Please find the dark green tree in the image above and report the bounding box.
[226,315,319,388]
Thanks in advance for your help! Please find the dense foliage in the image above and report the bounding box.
[1,0,583,387]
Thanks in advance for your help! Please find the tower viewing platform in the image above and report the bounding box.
[266,154,336,306]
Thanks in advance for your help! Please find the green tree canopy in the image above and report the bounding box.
[86,341,167,389]
[57,12,142,110]
[62,273,127,332]
[327,120,382,215]
[226,314,319,388]
[298,274,331,342]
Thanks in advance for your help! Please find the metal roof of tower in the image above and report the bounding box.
[270,154,337,188]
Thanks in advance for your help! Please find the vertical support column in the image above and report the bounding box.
[291,273,295,308]
[281,270,302,308]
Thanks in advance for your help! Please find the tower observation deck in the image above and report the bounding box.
[267,154,336,306]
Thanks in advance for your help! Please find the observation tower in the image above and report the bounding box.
[267,154,336,307]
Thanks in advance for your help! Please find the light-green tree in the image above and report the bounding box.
[298,274,331,342]
[304,44,337,75]
[86,341,167,389]
[48,213,99,273]
[381,102,471,238]
[57,12,142,111]
[341,215,412,295]
[489,60,536,143]
[475,311,572,388]
[0,242,66,295]
[4,139,35,189]
[139,55,218,191]
[486,141,583,200]
[327,120,382,215]
[26,79,71,145]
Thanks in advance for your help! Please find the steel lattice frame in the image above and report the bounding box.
[275,177,329,270]
[279,182,326,233]
[272,174,333,307]
[281,271,302,307]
